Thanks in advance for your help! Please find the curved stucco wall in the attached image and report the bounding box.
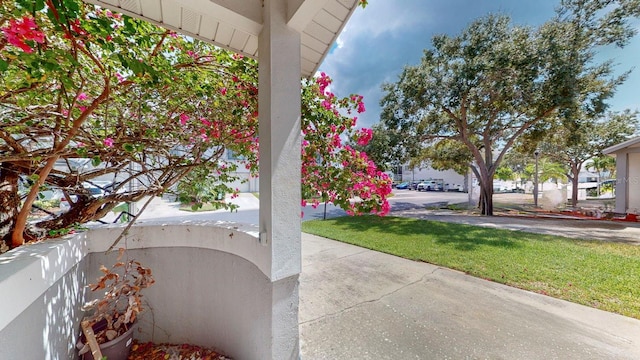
[85,220,269,278]
[84,239,274,359]
[0,221,299,360]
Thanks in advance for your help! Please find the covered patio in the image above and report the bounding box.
[0,0,360,359]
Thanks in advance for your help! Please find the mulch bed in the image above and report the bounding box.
[128,341,231,360]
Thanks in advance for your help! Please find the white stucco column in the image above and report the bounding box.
[259,0,301,359]
[259,0,302,281]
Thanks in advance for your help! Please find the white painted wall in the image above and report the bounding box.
[0,221,299,360]
[402,166,465,189]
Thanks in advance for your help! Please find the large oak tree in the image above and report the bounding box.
[380,0,639,215]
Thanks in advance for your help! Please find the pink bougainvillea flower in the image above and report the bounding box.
[378,201,391,216]
[357,128,373,146]
[76,93,88,101]
[331,134,341,148]
[220,87,227,96]
[317,72,332,94]
[1,16,45,53]
[103,138,114,147]
[199,129,208,141]
[70,19,87,36]
[200,118,211,126]
[104,10,122,19]
[115,73,126,83]
[179,113,189,125]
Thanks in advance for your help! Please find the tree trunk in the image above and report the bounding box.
[11,156,59,247]
[35,196,97,232]
[478,175,494,216]
[0,163,20,251]
[569,166,580,207]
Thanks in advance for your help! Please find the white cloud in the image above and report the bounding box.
[319,0,639,129]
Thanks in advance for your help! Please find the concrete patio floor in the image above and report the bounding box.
[299,233,640,359]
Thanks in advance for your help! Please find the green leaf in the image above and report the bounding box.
[35,0,46,10]
[64,0,80,14]
[91,156,102,167]
[0,59,8,73]
[123,143,135,152]
[76,147,88,157]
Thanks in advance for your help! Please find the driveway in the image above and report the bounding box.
[299,234,640,359]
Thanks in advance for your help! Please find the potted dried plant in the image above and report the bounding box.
[77,248,155,360]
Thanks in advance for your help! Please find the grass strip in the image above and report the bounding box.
[302,216,640,319]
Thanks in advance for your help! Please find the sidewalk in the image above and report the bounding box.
[299,233,640,359]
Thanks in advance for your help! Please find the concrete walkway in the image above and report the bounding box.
[299,233,640,359]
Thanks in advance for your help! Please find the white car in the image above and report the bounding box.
[445,183,464,192]
[416,181,441,191]
[59,184,105,212]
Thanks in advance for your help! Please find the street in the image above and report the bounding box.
[126,190,472,225]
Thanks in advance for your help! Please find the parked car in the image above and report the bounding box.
[444,183,464,192]
[417,181,441,191]
[59,183,106,212]
[395,181,410,190]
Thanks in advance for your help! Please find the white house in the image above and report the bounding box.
[603,136,640,214]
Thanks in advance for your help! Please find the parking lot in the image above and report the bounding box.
[390,187,469,211]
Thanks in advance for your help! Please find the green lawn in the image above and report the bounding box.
[302,216,640,319]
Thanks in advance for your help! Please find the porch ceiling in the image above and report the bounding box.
[84,0,359,77]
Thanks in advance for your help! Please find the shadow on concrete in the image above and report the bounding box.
[389,201,450,212]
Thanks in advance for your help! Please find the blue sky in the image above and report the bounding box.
[319,0,640,129]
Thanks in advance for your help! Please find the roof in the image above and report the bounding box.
[603,136,640,155]
[85,0,360,77]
